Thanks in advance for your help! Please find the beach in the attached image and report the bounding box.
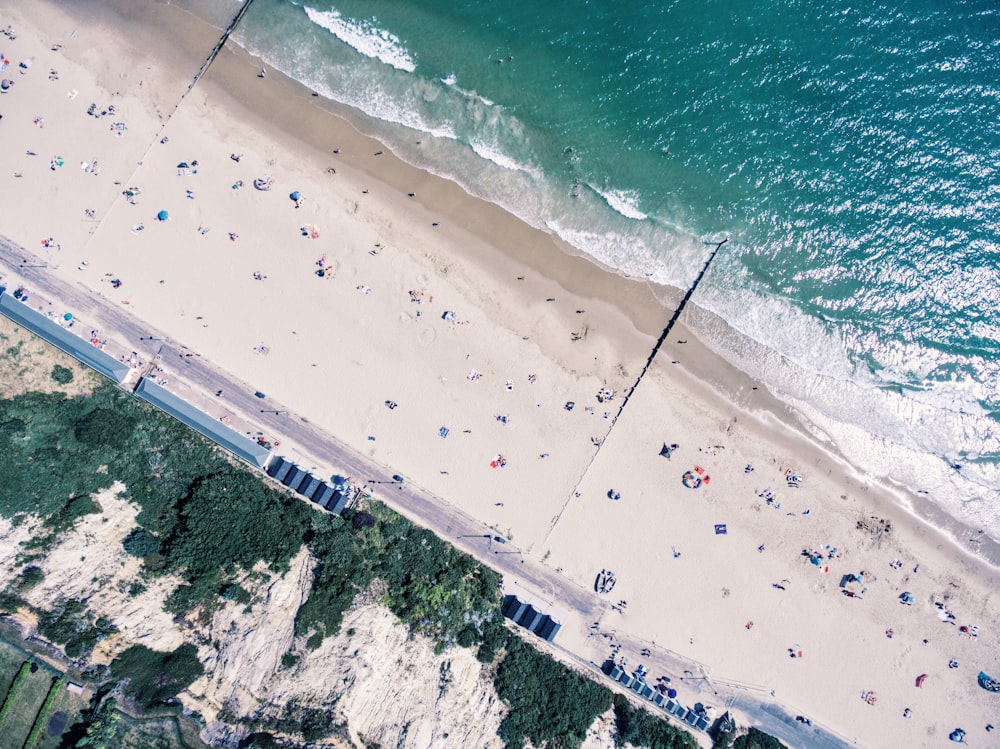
[0,2,998,747]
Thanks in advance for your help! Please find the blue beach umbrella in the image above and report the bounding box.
[156,210,169,221]
[63,312,73,321]
[289,191,301,201]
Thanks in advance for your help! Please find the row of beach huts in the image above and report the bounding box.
[601,660,726,735]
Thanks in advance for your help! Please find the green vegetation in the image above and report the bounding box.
[732,727,787,749]
[50,365,74,385]
[494,634,611,749]
[0,660,31,732]
[110,644,204,710]
[613,693,697,749]
[0,661,56,748]
[74,699,122,748]
[0,358,703,748]
[298,502,503,646]
[22,676,60,749]
[15,566,44,593]
[73,698,191,749]
[36,600,117,660]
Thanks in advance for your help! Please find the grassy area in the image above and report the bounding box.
[30,680,90,749]
[0,316,97,400]
[0,644,27,708]
[21,676,60,749]
[0,662,54,749]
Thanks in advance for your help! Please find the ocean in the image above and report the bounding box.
[183,0,1000,544]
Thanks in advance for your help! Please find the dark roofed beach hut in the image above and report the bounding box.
[312,483,335,507]
[298,475,321,499]
[535,616,561,642]
[502,595,528,622]
[327,488,350,515]
[282,465,306,489]
[266,455,291,480]
[516,605,544,633]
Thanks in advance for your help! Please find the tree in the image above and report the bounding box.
[73,408,136,449]
[111,644,204,709]
[51,364,74,385]
[74,698,122,748]
[121,528,160,557]
[732,727,787,749]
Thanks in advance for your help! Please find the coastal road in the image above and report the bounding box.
[0,235,850,749]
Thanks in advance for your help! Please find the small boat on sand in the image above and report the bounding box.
[595,569,616,595]
[980,671,1000,693]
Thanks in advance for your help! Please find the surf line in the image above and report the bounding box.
[535,237,727,550]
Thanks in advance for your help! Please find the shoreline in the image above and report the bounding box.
[1,1,998,746]
[208,2,1000,574]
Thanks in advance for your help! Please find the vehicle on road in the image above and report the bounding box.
[254,391,266,399]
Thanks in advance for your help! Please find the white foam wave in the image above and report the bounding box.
[594,187,648,220]
[469,140,531,173]
[441,73,457,86]
[304,6,415,72]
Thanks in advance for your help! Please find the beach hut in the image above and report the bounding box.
[312,482,335,507]
[282,464,306,489]
[298,475,321,500]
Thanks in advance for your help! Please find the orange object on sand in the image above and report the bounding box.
[745,621,754,630]
[694,465,705,475]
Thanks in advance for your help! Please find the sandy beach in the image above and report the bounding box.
[1,2,998,747]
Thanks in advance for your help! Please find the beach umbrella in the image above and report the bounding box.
[177,162,189,169]
[290,191,302,201]
[1,79,11,90]
[667,688,677,699]
[156,210,169,221]
[63,312,73,321]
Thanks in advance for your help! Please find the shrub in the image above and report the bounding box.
[111,643,204,709]
[732,727,787,749]
[613,693,696,748]
[73,407,136,449]
[50,365,74,385]
[16,565,44,591]
[221,584,251,604]
[495,635,611,749]
[122,528,160,557]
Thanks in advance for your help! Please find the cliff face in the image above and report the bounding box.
[190,547,508,748]
[2,490,515,748]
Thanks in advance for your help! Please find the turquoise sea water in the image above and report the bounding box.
[186,0,999,540]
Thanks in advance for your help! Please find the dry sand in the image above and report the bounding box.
[0,2,998,747]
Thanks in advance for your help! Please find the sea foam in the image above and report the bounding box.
[595,187,648,221]
[304,6,415,72]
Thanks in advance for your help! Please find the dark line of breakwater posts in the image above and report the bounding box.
[195,0,729,433]
[539,237,728,545]
[615,237,728,420]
